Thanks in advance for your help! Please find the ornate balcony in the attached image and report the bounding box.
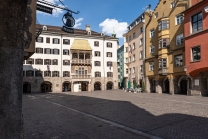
[71,75,91,79]
[158,68,168,75]
[71,59,91,65]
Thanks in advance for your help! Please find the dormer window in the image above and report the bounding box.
[87,31,91,35]
[43,26,47,31]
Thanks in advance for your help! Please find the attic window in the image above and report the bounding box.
[87,31,91,35]
[43,26,47,31]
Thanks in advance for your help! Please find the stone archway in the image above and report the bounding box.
[41,81,52,93]
[62,81,71,92]
[178,76,188,95]
[23,82,31,93]
[106,82,114,90]
[94,82,102,91]
[163,78,169,93]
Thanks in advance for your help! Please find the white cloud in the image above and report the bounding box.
[99,18,128,38]
[37,0,64,17]
[74,18,84,29]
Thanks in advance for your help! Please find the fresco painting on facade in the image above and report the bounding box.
[23,24,118,93]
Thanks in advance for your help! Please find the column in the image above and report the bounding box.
[71,82,74,92]
[169,79,175,95]
[156,80,162,94]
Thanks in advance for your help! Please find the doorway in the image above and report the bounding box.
[23,82,31,93]
[163,79,169,93]
[94,82,101,91]
[180,80,187,95]
[106,82,113,90]
[41,81,52,93]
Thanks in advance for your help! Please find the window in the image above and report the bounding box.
[35,59,43,65]
[171,1,175,8]
[53,38,59,44]
[63,39,70,44]
[126,68,128,74]
[192,12,202,33]
[155,12,158,18]
[158,20,169,31]
[36,37,43,43]
[159,58,167,68]
[175,55,183,67]
[63,49,69,55]
[95,51,100,57]
[176,34,184,45]
[53,49,59,55]
[35,70,42,77]
[125,47,128,52]
[140,26,143,33]
[140,38,143,45]
[107,61,112,67]
[44,59,51,65]
[129,35,131,41]
[159,38,170,48]
[63,60,70,65]
[107,52,112,57]
[140,65,143,72]
[46,37,50,43]
[23,71,25,77]
[107,72,113,77]
[176,14,183,25]
[126,58,128,63]
[94,41,99,46]
[44,48,51,54]
[129,68,131,74]
[133,32,136,38]
[150,46,155,54]
[133,43,136,49]
[75,67,86,75]
[95,61,101,66]
[133,55,135,61]
[26,70,34,77]
[149,61,154,71]
[133,67,135,73]
[23,60,25,64]
[140,51,143,59]
[129,57,131,63]
[26,58,34,64]
[52,71,59,77]
[192,46,201,61]
[107,42,112,48]
[36,48,43,54]
[95,72,101,77]
[52,59,58,65]
[44,71,51,77]
[63,71,70,77]
[150,29,154,38]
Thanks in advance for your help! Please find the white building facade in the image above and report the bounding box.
[23,25,118,93]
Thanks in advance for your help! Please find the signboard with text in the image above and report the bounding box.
[37,4,53,14]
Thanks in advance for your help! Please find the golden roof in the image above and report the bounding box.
[70,39,92,51]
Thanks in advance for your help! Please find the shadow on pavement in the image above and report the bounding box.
[23,92,208,139]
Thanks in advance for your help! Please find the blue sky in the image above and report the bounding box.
[37,0,158,45]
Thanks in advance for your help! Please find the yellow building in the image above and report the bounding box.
[145,0,189,94]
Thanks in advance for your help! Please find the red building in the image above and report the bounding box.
[184,0,208,96]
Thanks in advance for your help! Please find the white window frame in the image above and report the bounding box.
[175,55,183,67]
[149,61,154,71]
[133,67,135,73]
[140,65,143,72]
[176,34,184,45]
[140,38,143,45]
[171,1,175,8]
[191,46,201,61]
[159,58,167,68]
[150,29,154,38]
[140,51,143,59]
[176,14,183,25]
[150,46,155,54]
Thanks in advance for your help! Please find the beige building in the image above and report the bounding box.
[123,12,150,88]
[145,0,189,94]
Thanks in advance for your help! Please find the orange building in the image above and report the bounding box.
[184,0,208,96]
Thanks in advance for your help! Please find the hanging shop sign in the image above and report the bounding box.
[61,12,75,33]
[37,4,53,14]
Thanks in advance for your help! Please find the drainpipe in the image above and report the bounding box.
[61,34,63,91]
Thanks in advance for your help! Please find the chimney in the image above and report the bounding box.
[86,24,90,32]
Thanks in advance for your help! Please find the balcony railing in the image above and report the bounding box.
[71,75,91,79]
[158,68,168,75]
[71,59,91,64]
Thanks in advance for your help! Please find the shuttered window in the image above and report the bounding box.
[46,37,50,43]
[44,59,51,65]
[53,38,60,44]
[35,59,43,65]
[36,48,43,54]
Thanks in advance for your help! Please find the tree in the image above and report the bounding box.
[0,0,30,138]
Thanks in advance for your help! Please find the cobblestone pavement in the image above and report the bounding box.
[23,90,208,139]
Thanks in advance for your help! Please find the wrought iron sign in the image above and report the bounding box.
[37,0,80,33]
